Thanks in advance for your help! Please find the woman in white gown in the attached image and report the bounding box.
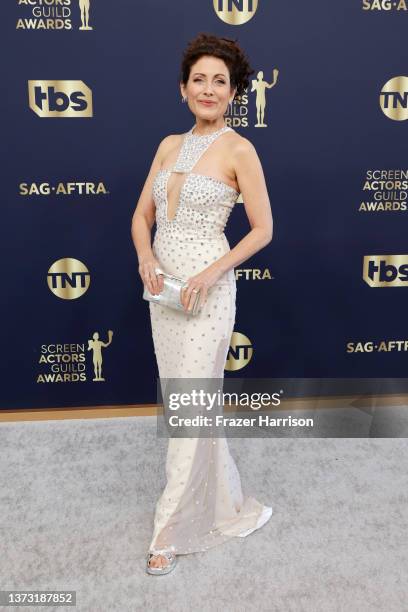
[131,33,274,575]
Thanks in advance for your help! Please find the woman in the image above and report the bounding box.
[131,33,273,575]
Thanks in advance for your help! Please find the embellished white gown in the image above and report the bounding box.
[147,123,272,556]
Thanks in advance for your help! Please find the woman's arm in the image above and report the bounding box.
[131,135,173,294]
[215,137,273,275]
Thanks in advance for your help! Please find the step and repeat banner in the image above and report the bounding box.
[2,1,408,409]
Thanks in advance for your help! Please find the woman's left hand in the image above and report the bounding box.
[180,264,225,313]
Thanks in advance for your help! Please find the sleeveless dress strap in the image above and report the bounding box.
[172,124,232,173]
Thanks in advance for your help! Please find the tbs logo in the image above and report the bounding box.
[28,80,93,118]
[363,255,408,287]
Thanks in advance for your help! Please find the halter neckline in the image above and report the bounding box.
[189,123,230,138]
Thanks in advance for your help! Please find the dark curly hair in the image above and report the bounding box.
[179,32,254,101]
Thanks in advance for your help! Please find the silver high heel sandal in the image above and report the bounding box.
[146,548,178,575]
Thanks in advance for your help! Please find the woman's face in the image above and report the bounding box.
[181,55,235,121]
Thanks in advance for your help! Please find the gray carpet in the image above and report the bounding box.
[0,416,407,612]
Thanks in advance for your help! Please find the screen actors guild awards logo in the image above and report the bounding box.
[88,330,113,381]
[251,69,279,127]
[16,1,95,31]
[228,67,279,129]
[79,0,93,30]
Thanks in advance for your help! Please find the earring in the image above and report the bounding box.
[182,96,187,103]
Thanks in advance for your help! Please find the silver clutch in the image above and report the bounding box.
[143,268,202,315]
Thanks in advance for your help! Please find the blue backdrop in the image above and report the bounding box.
[2,1,408,409]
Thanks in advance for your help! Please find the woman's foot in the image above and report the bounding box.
[146,548,178,575]
[148,554,171,569]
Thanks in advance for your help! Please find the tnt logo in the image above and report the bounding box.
[363,255,408,287]
[213,0,258,25]
[28,80,93,117]
[47,258,91,299]
[225,331,253,371]
[380,76,408,121]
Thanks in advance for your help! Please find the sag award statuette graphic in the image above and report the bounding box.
[251,69,279,127]
[79,0,93,30]
[88,330,113,381]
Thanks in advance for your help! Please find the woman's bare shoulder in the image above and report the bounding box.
[159,132,184,146]
[228,128,256,155]
[157,133,184,160]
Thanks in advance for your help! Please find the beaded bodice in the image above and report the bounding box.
[152,124,239,240]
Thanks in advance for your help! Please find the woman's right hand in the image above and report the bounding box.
[139,256,165,295]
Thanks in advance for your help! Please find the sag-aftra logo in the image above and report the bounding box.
[28,80,93,117]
